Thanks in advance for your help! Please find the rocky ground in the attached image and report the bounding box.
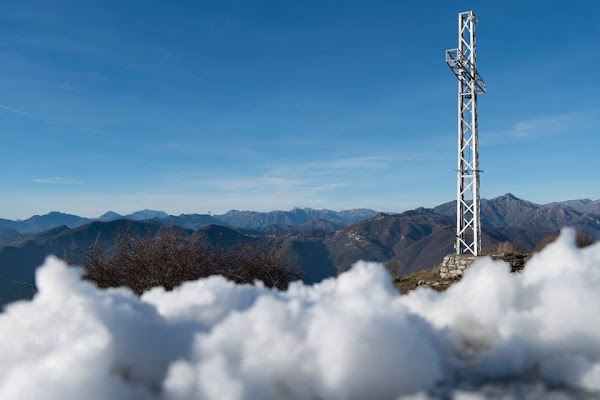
[394,252,532,293]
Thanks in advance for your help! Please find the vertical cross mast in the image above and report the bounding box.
[446,11,486,256]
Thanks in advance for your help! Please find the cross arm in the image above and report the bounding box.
[445,48,486,93]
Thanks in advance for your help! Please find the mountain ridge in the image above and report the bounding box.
[1,194,599,236]
[0,207,380,234]
[1,193,598,307]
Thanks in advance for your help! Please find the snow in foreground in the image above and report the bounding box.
[0,229,599,399]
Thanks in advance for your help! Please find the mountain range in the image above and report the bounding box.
[0,208,378,234]
[0,193,598,307]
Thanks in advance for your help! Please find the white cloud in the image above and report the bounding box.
[168,154,404,209]
[263,154,405,178]
[301,155,402,170]
[33,177,83,185]
[483,109,599,145]
[0,229,599,398]
[512,113,574,138]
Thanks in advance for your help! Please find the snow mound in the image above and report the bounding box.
[0,229,599,399]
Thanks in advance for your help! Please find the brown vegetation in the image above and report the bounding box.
[535,232,595,252]
[384,256,402,280]
[393,266,459,294]
[82,229,301,294]
[482,241,526,255]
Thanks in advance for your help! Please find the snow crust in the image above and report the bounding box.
[0,229,599,399]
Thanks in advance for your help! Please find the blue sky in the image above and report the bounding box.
[0,1,598,219]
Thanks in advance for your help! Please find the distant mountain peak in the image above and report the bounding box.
[132,209,166,214]
[546,198,600,214]
[496,193,519,200]
[412,207,433,214]
[126,210,169,220]
[98,211,122,221]
[491,193,540,206]
[41,211,80,217]
[559,198,593,205]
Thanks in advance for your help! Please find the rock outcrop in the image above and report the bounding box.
[439,254,478,279]
[439,252,532,280]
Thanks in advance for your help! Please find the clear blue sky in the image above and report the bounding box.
[0,1,598,219]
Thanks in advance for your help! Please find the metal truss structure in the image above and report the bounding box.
[445,11,486,256]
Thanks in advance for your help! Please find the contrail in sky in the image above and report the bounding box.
[0,103,113,136]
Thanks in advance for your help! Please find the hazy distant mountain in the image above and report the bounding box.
[548,198,600,215]
[548,198,593,209]
[98,211,123,221]
[215,207,377,229]
[0,225,72,248]
[0,227,19,239]
[0,212,91,233]
[98,210,170,223]
[0,218,17,231]
[157,214,229,230]
[126,210,169,221]
[94,207,377,230]
[299,217,345,231]
[216,208,317,229]
[253,217,345,233]
[335,209,382,224]
[97,211,223,228]
[114,208,374,231]
[0,207,378,235]
[3,196,598,237]
[191,224,256,249]
[580,200,600,215]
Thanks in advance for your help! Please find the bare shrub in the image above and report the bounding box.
[212,243,301,289]
[384,257,402,280]
[535,232,595,252]
[482,241,526,256]
[576,233,595,248]
[83,229,301,294]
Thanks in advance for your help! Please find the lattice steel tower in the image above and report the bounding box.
[445,11,486,256]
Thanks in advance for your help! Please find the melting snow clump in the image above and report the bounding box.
[0,229,599,399]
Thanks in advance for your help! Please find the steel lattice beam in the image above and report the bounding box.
[445,11,486,256]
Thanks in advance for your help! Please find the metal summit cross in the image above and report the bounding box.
[445,11,486,256]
